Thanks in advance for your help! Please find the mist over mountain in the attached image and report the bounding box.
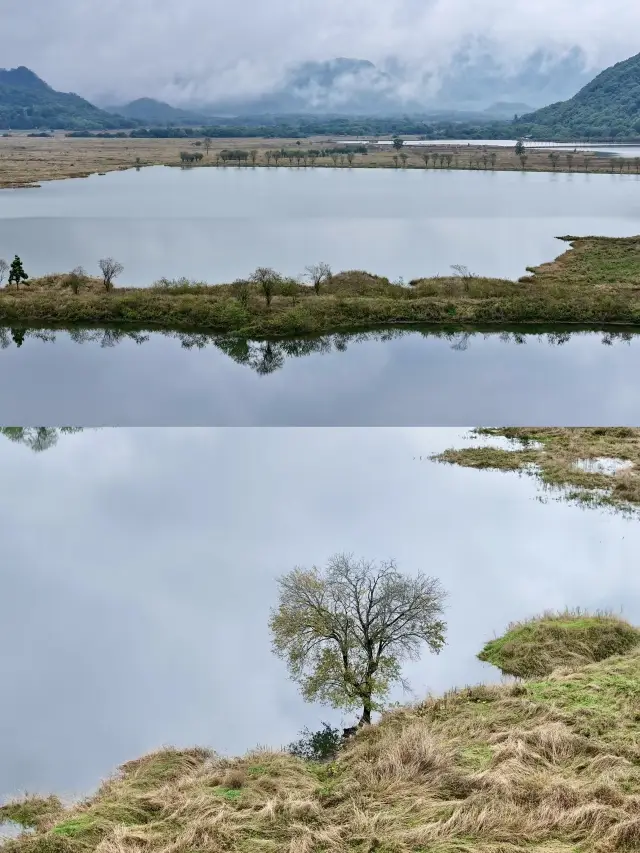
[149,49,595,116]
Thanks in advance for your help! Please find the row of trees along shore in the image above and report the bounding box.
[175,138,640,172]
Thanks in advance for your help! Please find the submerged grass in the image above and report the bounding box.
[433,428,640,515]
[3,612,640,853]
[2,236,640,335]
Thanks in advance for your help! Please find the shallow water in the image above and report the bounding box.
[0,166,639,286]
[1,327,640,425]
[0,427,637,800]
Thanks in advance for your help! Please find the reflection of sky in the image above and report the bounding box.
[0,167,639,284]
[1,330,640,425]
[1,427,637,802]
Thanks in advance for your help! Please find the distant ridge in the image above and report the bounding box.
[103,97,213,125]
[515,51,640,138]
[0,66,138,130]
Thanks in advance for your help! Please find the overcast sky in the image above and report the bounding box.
[1,427,637,806]
[1,0,639,102]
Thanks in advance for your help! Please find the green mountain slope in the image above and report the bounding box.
[104,97,212,125]
[515,51,640,139]
[0,66,138,130]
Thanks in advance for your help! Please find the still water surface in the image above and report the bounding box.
[1,327,640,425]
[0,166,639,285]
[0,427,636,801]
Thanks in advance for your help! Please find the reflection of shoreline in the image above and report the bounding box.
[0,326,638,375]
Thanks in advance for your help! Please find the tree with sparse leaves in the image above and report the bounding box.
[249,267,281,307]
[269,553,447,727]
[203,137,212,156]
[98,258,124,291]
[305,262,332,295]
[0,258,8,285]
[8,255,28,289]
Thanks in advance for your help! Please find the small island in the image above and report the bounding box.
[1,236,640,336]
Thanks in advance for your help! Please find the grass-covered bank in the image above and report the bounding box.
[2,236,640,335]
[3,610,640,853]
[434,427,640,515]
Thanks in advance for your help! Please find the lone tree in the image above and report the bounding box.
[304,262,332,295]
[514,139,525,156]
[98,258,124,291]
[392,137,404,151]
[269,554,447,727]
[8,255,28,289]
[203,137,212,156]
[0,258,8,285]
[249,266,281,307]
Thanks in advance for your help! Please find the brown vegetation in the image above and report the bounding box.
[433,427,640,515]
[0,134,637,189]
[2,610,639,853]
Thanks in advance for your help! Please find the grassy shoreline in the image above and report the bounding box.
[434,427,640,515]
[2,611,639,853]
[2,236,640,335]
[1,135,639,189]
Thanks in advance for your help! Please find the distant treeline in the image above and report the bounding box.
[62,116,517,140]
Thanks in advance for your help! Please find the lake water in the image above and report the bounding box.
[0,427,637,803]
[2,327,640,425]
[0,166,639,286]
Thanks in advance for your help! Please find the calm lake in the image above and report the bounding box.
[2,327,640,425]
[0,427,637,804]
[0,166,639,285]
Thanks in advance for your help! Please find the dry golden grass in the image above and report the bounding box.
[0,134,636,189]
[433,428,640,515]
[2,613,640,853]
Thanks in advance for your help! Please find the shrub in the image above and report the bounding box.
[287,723,342,762]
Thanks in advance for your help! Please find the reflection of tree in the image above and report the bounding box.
[1,326,639,373]
[0,427,84,452]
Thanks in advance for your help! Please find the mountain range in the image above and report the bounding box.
[0,66,136,130]
[103,51,593,119]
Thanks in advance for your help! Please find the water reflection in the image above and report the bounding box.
[0,326,637,375]
[0,427,84,452]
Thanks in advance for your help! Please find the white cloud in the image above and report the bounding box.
[0,0,638,103]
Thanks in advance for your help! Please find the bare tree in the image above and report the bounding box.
[422,153,430,168]
[203,137,212,156]
[270,554,447,727]
[0,258,8,285]
[346,152,355,166]
[519,153,528,169]
[400,152,408,167]
[490,151,497,169]
[548,152,560,170]
[250,150,257,165]
[305,262,332,295]
[98,258,124,291]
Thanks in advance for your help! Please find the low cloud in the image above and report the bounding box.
[1,1,639,104]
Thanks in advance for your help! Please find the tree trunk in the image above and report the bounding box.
[359,705,371,726]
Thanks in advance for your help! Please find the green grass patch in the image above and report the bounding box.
[3,236,640,335]
[477,609,640,678]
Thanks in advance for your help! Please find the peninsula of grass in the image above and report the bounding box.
[433,427,640,515]
[3,236,640,336]
[3,610,640,853]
